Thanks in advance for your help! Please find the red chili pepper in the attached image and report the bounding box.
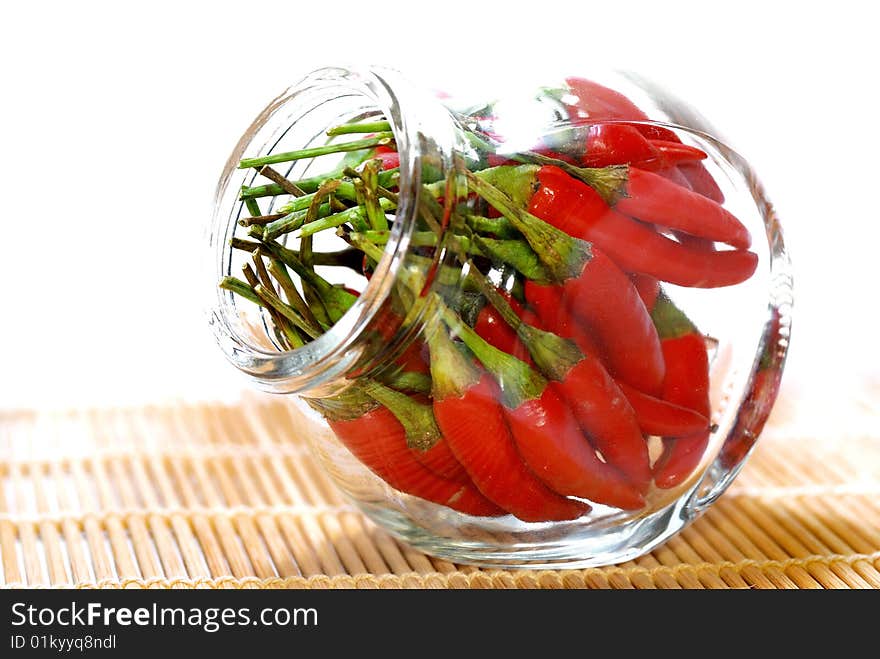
[674,231,717,252]
[356,140,400,171]
[371,303,431,375]
[549,316,600,358]
[563,77,680,143]
[372,146,400,171]
[678,160,725,204]
[562,76,725,204]
[395,341,430,375]
[323,399,501,516]
[720,308,786,469]
[486,153,520,168]
[474,299,518,352]
[649,170,720,252]
[579,124,706,171]
[720,365,782,470]
[409,431,465,481]
[473,293,533,364]
[485,164,757,288]
[536,301,705,439]
[614,167,750,249]
[648,292,712,488]
[364,383,468,484]
[467,168,667,395]
[616,381,709,437]
[629,273,660,310]
[427,321,590,521]
[564,77,652,123]
[580,123,657,167]
[648,140,708,168]
[412,429,467,482]
[654,164,693,190]
[507,380,647,508]
[525,251,665,395]
[469,282,651,498]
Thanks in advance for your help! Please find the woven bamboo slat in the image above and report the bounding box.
[1,389,878,589]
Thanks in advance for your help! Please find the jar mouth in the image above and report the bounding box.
[207,66,452,396]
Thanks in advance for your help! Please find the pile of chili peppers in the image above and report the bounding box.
[220,77,759,522]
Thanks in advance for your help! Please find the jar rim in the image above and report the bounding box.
[206,66,442,396]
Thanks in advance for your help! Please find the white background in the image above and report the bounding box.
[1,0,878,413]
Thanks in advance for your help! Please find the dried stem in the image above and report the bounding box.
[258,166,307,197]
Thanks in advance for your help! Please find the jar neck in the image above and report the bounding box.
[207,66,465,397]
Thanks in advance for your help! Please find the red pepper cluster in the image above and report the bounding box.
[225,77,760,524]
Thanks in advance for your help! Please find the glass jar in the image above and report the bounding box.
[207,66,792,568]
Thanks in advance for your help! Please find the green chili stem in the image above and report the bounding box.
[344,165,401,205]
[240,169,342,199]
[651,290,699,340]
[298,198,395,238]
[302,179,343,268]
[343,229,469,291]
[266,259,323,334]
[230,237,262,253]
[311,248,369,270]
[244,197,262,218]
[381,370,432,395]
[238,133,394,169]
[231,237,362,273]
[251,248,273,289]
[219,276,262,307]
[351,221,547,282]
[465,213,519,239]
[466,262,581,381]
[241,167,399,200]
[363,380,441,450]
[220,275,303,349]
[240,183,286,200]
[263,246,357,324]
[262,205,329,241]
[327,120,391,136]
[359,160,389,231]
[239,211,286,227]
[463,167,590,283]
[254,284,321,340]
[242,260,302,348]
[438,301,545,409]
[424,311,481,400]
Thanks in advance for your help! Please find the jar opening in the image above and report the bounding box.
[207,66,455,396]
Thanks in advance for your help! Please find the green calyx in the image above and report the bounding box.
[352,228,549,283]
[305,386,378,422]
[464,167,592,284]
[473,236,551,283]
[363,380,441,451]
[425,315,482,401]
[651,290,699,340]
[510,152,630,206]
[439,302,545,409]
[474,164,540,208]
[465,213,521,239]
[380,370,432,395]
[467,269,581,382]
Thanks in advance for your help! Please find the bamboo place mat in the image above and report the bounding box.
[1,388,878,590]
